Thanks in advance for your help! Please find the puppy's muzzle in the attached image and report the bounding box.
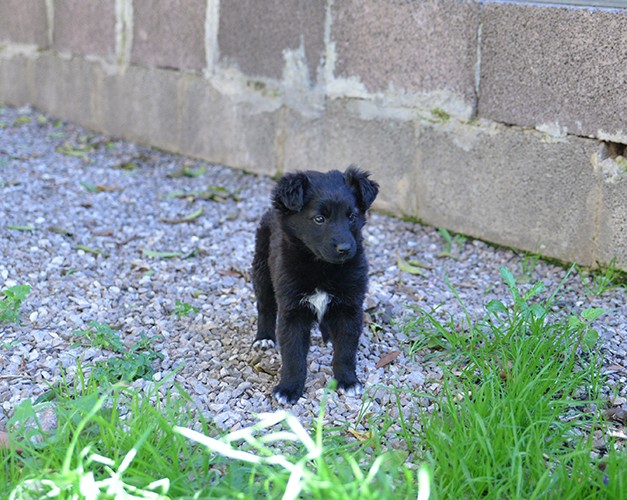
[336,242,352,256]
[324,240,355,263]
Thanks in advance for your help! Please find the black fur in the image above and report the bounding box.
[251,165,379,404]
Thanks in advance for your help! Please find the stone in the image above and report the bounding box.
[53,0,116,59]
[0,0,49,47]
[132,0,207,71]
[479,3,627,141]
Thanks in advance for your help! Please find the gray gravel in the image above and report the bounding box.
[1,105,625,435]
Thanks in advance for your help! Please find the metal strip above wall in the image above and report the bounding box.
[501,1,627,8]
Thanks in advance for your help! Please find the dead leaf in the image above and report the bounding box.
[0,431,8,449]
[217,268,245,278]
[409,259,433,270]
[48,226,74,237]
[7,225,36,232]
[605,408,627,424]
[56,141,93,159]
[76,245,109,257]
[397,254,426,276]
[605,365,624,372]
[253,364,278,376]
[0,430,22,454]
[454,281,476,288]
[93,228,115,237]
[167,164,206,178]
[130,261,151,272]
[117,234,140,246]
[119,162,139,170]
[347,429,372,441]
[375,350,401,369]
[142,249,182,259]
[160,208,204,224]
[607,430,627,440]
[167,186,234,203]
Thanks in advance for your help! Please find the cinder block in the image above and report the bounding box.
[414,122,600,266]
[100,65,181,151]
[332,0,480,107]
[0,56,33,106]
[30,54,100,130]
[0,0,49,47]
[53,0,116,59]
[180,77,280,175]
[218,0,326,80]
[479,3,626,141]
[597,169,627,269]
[280,100,418,215]
[132,0,206,71]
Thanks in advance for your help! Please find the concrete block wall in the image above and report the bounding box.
[0,0,625,269]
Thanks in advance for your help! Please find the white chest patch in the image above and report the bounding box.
[302,289,331,322]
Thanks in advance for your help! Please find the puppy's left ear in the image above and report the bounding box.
[344,165,379,211]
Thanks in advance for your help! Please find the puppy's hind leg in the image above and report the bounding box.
[252,219,277,350]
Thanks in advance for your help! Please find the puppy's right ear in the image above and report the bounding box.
[272,172,309,213]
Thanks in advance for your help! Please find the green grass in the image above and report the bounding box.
[4,377,216,498]
[71,322,164,385]
[175,399,428,499]
[172,300,200,318]
[2,377,423,499]
[402,267,626,498]
[1,267,624,498]
[437,227,467,259]
[579,257,626,296]
[516,250,541,283]
[0,284,31,324]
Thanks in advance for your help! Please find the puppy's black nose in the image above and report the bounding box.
[336,242,352,255]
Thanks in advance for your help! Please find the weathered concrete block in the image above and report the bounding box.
[53,0,116,59]
[479,3,627,142]
[218,0,326,80]
[0,56,33,106]
[280,100,417,215]
[414,122,600,266]
[596,159,627,267]
[132,0,206,71]
[180,77,279,175]
[0,0,49,47]
[100,65,181,151]
[332,0,480,109]
[30,54,100,130]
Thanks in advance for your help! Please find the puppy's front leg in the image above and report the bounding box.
[323,308,363,396]
[273,310,314,404]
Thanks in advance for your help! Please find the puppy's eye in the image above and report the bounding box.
[313,215,326,225]
[348,212,358,222]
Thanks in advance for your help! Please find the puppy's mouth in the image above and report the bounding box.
[324,256,350,265]
[316,250,355,265]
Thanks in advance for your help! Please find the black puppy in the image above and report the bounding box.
[252,166,379,404]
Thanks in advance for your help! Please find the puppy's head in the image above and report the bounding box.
[272,166,379,264]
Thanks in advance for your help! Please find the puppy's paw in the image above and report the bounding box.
[337,381,363,398]
[272,384,304,405]
[252,338,275,350]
